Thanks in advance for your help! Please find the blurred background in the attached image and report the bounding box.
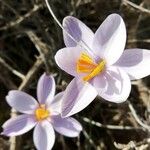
[0,0,150,149]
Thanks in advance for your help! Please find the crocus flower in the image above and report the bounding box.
[55,14,150,117]
[2,73,82,150]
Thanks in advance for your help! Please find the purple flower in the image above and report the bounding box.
[2,73,82,150]
[55,14,150,117]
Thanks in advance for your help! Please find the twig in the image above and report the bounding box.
[131,79,150,126]
[0,4,43,31]
[77,135,81,150]
[59,135,67,150]
[82,129,97,149]
[131,80,150,107]
[18,57,43,91]
[75,0,82,8]
[114,138,150,149]
[123,0,150,15]
[128,39,150,43]
[26,31,51,74]
[0,57,25,80]
[128,101,150,131]
[114,141,136,150]
[0,0,20,17]
[82,117,145,131]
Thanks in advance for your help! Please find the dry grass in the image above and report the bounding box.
[0,0,150,149]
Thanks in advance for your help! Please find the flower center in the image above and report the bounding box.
[77,52,106,81]
[35,104,50,121]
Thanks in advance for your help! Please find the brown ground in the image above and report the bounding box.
[0,0,150,149]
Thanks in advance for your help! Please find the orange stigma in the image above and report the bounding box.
[35,104,50,121]
[77,52,106,81]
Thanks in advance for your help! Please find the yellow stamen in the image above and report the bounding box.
[81,53,94,63]
[77,53,106,81]
[83,60,106,81]
[77,53,97,73]
[35,104,50,121]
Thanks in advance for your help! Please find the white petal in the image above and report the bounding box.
[114,49,150,80]
[6,90,38,114]
[52,115,82,137]
[63,16,94,48]
[2,114,36,136]
[33,121,55,150]
[94,66,131,103]
[50,92,64,114]
[37,73,55,105]
[61,78,98,117]
[55,47,83,76]
[92,14,126,65]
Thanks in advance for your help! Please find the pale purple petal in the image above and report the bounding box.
[55,47,83,76]
[93,66,131,103]
[37,73,55,105]
[52,115,82,137]
[33,121,55,150]
[6,90,38,114]
[63,16,94,48]
[49,92,64,114]
[114,49,150,80]
[61,78,98,117]
[92,14,126,65]
[2,114,36,136]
